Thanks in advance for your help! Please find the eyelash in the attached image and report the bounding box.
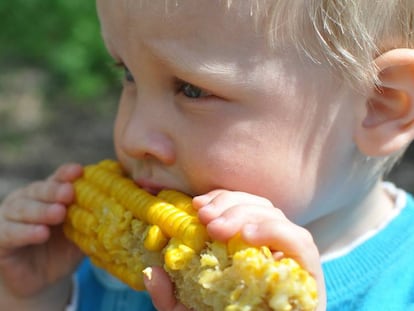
[113,61,212,99]
[175,80,212,99]
[113,61,134,83]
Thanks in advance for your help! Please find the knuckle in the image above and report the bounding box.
[3,188,24,204]
[247,193,274,207]
[261,197,273,207]
[297,226,316,247]
[1,196,20,217]
[49,164,66,179]
[273,208,286,218]
[25,181,44,196]
[29,180,59,202]
[213,190,233,202]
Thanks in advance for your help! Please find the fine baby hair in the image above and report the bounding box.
[223,0,414,86]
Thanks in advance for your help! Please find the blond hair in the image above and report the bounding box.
[236,0,413,174]
[225,0,414,89]
[297,1,411,85]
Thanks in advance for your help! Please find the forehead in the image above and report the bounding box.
[96,0,271,57]
[97,0,257,28]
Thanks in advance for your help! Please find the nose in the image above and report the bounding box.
[118,103,176,165]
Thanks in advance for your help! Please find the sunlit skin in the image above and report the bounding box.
[93,1,399,309]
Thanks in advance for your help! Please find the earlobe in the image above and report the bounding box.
[354,49,414,157]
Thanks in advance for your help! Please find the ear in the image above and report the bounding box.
[354,48,414,157]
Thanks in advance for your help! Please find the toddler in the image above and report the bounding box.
[1,1,414,310]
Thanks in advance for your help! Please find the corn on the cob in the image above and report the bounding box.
[64,159,318,311]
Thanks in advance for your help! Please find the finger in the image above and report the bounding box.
[143,266,190,311]
[48,163,83,183]
[196,190,273,224]
[3,200,66,225]
[241,220,318,272]
[23,181,75,204]
[192,190,226,208]
[205,204,285,241]
[242,221,325,308]
[0,222,50,249]
[195,190,273,209]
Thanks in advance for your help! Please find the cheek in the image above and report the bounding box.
[182,129,314,216]
[190,144,313,221]
[181,97,344,222]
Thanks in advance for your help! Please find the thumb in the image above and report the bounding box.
[143,266,189,311]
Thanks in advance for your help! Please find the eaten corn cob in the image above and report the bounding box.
[63,159,318,311]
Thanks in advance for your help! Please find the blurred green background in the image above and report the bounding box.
[0,0,118,99]
[0,0,413,201]
[0,0,118,199]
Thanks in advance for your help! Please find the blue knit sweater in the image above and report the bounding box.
[322,191,414,310]
[74,190,414,311]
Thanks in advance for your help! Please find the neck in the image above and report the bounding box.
[306,180,396,258]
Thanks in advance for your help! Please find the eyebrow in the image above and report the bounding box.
[145,40,245,87]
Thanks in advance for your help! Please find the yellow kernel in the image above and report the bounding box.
[144,225,169,251]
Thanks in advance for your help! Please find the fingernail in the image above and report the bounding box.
[142,267,153,281]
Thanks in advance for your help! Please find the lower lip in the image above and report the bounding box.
[134,181,163,195]
[141,186,161,195]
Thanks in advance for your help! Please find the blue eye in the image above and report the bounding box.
[179,82,210,98]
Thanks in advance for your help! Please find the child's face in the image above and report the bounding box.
[97,0,366,225]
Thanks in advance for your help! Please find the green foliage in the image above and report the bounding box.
[0,0,119,99]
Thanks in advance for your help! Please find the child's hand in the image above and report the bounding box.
[145,189,326,311]
[0,163,85,299]
[194,189,326,310]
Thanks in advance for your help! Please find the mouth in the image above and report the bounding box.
[134,178,165,195]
